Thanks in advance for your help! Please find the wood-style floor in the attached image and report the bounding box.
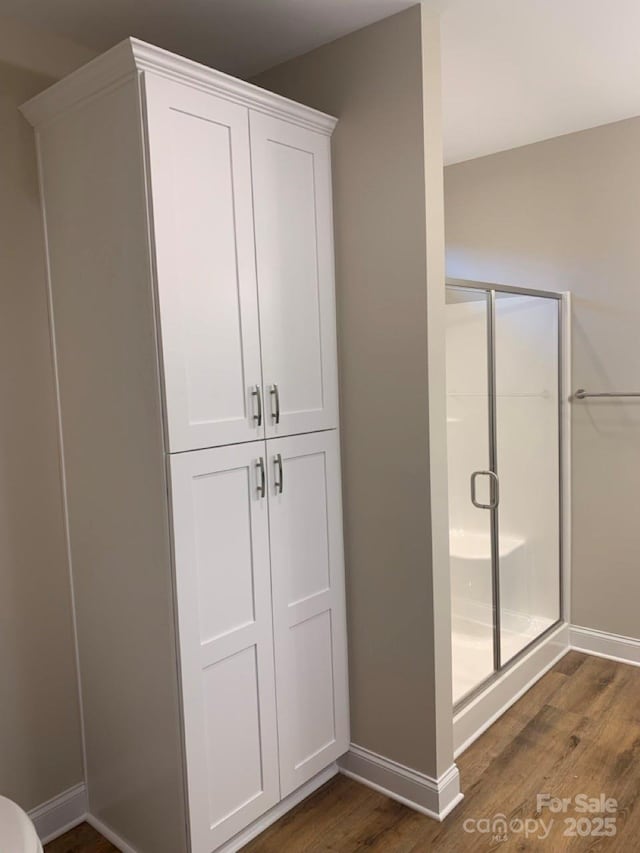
[44,821,119,853]
[47,651,640,852]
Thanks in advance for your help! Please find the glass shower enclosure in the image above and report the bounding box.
[445,280,562,706]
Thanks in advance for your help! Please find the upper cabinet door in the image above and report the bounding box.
[144,75,264,452]
[250,113,339,438]
[267,431,349,796]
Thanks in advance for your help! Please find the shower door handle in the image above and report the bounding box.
[470,470,499,510]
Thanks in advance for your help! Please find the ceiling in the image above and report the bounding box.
[441,0,640,164]
[4,0,640,164]
[0,0,420,78]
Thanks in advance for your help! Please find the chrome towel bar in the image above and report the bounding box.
[574,389,640,399]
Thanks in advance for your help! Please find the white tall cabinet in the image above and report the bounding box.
[22,39,349,853]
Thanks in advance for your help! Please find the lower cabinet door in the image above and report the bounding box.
[267,430,350,796]
[169,443,279,853]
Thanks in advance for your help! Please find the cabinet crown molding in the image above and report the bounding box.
[20,37,338,135]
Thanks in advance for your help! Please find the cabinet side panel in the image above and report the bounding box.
[37,76,187,853]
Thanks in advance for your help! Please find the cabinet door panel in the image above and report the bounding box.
[170,443,279,853]
[267,431,349,795]
[145,74,264,452]
[250,113,338,438]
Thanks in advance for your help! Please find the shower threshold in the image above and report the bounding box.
[452,612,556,705]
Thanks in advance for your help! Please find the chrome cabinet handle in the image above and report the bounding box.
[256,457,266,498]
[251,385,262,426]
[270,384,280,424]
[470,470,499,510]
[274,453,283,494]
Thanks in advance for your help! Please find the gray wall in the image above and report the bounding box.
[0,59,84,810]
[445,116,640,640]
[255,5,454,778]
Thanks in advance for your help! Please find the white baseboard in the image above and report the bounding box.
[29,765,338,853]
[29,782,87,844]
[218,764,339,852]
[28,782,138,853]
[85,814,140,853]
[338,745,462,821]
[570,625,640,667]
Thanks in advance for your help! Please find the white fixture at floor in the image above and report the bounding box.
[0,796,43,853]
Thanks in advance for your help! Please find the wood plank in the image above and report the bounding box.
[44,822,119,853]
[241,776,377,852]
[459,668,569,788]
[553,650,588,676]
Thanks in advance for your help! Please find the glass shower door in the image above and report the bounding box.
[446,281,563,708]
[494,293,561,664]
[445,287,496,703]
